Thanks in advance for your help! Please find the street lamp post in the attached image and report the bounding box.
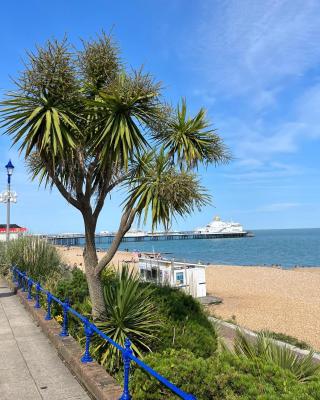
[5,160,14,242]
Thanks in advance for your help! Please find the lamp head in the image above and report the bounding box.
[5,160,14,176]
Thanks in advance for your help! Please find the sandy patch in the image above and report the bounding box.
[56,246,138,272]
[206,265,320,349]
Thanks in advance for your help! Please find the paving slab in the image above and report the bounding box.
[0,279,91,400]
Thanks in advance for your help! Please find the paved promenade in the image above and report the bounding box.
[0,279,91,400]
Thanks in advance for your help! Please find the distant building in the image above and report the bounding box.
[0,224,27,241]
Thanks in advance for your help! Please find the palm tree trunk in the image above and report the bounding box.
[86,268,105,319]
[82,210,105,319]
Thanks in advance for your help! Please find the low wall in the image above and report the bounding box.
[7,279,122,400]
[210,317,320,364]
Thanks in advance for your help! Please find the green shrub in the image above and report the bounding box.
[55,268,89,305]
[101,266,117,286]
[154,318,217,357]
[150,284,210,326]
[3,236,61,281]
[148,284,218,357]
[0,242,7,272]
[131,350,320,400]
[260,330,310,350]
[46,268,91,338]
[131,349,209,399]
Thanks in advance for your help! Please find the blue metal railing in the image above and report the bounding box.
[12,266,196,400]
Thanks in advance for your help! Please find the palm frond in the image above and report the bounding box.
[90,266,161,372]
[124,150,211,230]
[234,330,320,382]
[0,92,79,158]
[155,99,231,168]
[89,72,162,169]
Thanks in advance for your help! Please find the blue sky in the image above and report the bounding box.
[0,0,319,233]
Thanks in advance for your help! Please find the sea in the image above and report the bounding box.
[91,228,320,269]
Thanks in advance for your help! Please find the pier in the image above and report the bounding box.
[45,231,250,246]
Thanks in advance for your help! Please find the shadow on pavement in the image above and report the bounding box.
[0,291,15,298]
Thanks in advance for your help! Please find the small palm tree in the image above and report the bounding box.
[0,33,230,318]
[234,330,320,382]
[91,266,160,372]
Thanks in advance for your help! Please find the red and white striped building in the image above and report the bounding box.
[0,224,27,241]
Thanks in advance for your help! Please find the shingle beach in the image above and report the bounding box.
[57,246,320,349]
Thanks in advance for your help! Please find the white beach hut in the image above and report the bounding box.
[138,257,207,298]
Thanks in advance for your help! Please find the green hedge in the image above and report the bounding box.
[150,284,211,326]
[131,349,320,400]
[149,284,218,356]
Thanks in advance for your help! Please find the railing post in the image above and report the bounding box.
[34,282,41,308]
[17,273,21,289]
[45,293,52,320]
[60,298,69,337]
[27,278,33,300]
[12,267,18,284]
[81,319,93,363]
[22,272,27,292]
[120,338,132,400]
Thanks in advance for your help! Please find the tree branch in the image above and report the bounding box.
[93,189,108,222]
[94,207,136,276]
[106,172,130,193]
[74,149,86,202]
[51,175,82,210]
[41,157,82,210]
[92,172,130,221]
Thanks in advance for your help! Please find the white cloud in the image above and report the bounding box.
[234,124,300,159]
[192,88,216,105]
[236,159,264,168]
[184,1,320,175]
[214,82,320,177]
[191,0,320,99]
[182,0,320,183]
[224,161,303,182]
[295,85,320,139]
[257,202,302,212]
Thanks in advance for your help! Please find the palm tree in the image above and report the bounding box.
[0,33,230,318]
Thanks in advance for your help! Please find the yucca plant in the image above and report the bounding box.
[90,265,161,372]
[234,329,320,382]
